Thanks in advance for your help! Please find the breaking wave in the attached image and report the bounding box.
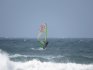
[0,50,93,70]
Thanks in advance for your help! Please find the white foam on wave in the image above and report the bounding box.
[30,47,46,51]
[9,54,28,58]
[0,51,93,70]
[9,53,64,61]
[0,50,14,70]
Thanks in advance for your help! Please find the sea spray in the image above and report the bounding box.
[0,50,14,70]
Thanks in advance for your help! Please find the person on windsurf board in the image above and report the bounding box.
[37,23,48,49]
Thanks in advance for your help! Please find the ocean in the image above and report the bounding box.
[0,38,93,70]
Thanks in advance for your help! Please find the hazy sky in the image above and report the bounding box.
[0,0,93,38]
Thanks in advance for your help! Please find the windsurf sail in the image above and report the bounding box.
[37,23,48,48]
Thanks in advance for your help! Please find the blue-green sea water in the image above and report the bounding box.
[0,38,93,70]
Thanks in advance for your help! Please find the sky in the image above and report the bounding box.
[0,0,93,38]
